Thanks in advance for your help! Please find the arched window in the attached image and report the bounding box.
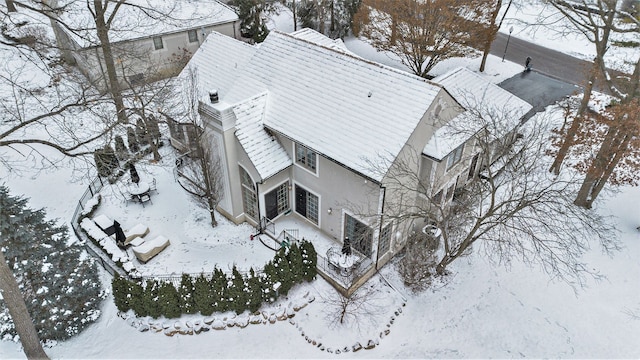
[239,167,258,220]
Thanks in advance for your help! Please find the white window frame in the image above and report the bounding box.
[446,143,464,171]
[188,29,198,43]
[152,36,164,50]
[294,143,318,175]
[378,223,392,256]
[294,184,320,226]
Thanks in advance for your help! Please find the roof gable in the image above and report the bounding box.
[234,93,292,180]
[424,67,534,160]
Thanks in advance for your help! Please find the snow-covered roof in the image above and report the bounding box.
[55,0,238,48]
[234,93,292,180]
[424,67,533,160]
[289,28,354,55]
[191,30,441,182]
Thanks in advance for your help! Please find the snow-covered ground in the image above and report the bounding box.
[1,1,639,359]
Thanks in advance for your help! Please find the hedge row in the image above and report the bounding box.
[112,240,318,318]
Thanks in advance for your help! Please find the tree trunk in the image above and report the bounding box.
[0,251,49,360]
[550,60,600,174]
[94,1,128,124]
[199,146,218,228]
[6,0,17,12]
[292,0,297,31]
[574,126,630,208]
[479,0,504,73]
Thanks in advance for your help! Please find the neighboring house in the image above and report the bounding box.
[168,28,532,295]
[49,0,240,89]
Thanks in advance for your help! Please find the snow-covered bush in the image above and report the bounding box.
[0,186,104,341]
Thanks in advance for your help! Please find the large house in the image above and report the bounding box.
[49,0,240,89]
[168,29,532,295]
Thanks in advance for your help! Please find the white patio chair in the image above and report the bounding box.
[149,177,158,194]
[139,193,152,207]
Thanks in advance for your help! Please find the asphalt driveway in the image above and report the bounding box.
[498,70,580,120]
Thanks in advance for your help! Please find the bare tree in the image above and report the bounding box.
[353,0,475,78]
[475,0,513,73]
[321,283,383,331]
[380,97,618,290]
[543,0,639,174]
[166,66,224,227]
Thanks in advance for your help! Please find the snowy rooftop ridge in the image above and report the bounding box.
[424,67,534,160]
[289,28,355,55]
[187,29,442,182]
[234,93,292,181]
[55,0,238,47]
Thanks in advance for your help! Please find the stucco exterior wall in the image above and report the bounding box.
[56,22,240,90]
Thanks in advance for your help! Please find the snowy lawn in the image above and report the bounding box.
[91,146,274,276]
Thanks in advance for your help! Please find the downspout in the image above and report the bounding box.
[375,185,386,271]
[255,180,262,231]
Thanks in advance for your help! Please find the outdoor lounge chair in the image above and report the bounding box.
[132,235,170,263]
[109,223,149,245]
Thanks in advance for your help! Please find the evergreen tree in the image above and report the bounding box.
[135,117,149,146]
[193,274,214,316]
[114,135,129,161]
[127,127,139,153]
[128,281,145,316]
[246,268,263,313]
[0,186,103,341]
[157,282,181,319]
[94,145,118,177]
[210,267,228,312]
[287,242,304,283]
[146,113,162,143]
[231,0,277,43]
[262,260,278,303]
[229,265,248,314]
[300,239,318,282]
[274,249,294,295]
[112,274,131,312]
[178,273,196,314]
[142,280,161,319]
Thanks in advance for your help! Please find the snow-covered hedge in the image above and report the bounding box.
[112,240,317,319]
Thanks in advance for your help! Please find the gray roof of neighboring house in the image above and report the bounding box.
[55,0,238,47]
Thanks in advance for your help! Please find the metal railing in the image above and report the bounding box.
[70,176,132,279]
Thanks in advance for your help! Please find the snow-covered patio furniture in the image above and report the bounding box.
[109,223,150,245]
[131,235,170,263]
[92,214,115,235]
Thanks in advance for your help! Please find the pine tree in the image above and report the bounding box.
[0,186,103,341]
[127,127,139,153]
[193,274,214,316]
[210,267,228,312]
[114,135,129,161]
[112,274,131,312]
[142,280,161,319]
[300,239,318,282]
[128,281,145,317]
[94,145,118,177]
[157,282,181,319]
[178,273,196,314]
[246,268,263,313]
[135,118,149,146]
[229,265,248,314]
[287,242,304,283]
[262,261,278,303]
[274,249,293,295]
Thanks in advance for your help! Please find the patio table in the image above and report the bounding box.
[128,181,150,197]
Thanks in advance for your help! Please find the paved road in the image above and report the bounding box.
[490,32,613,93]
